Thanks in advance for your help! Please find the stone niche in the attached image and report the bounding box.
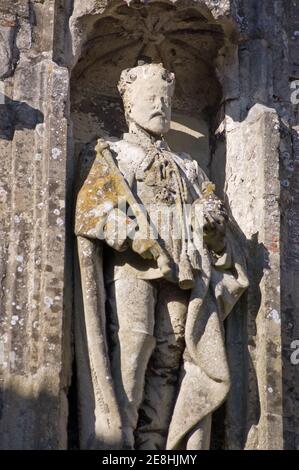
[70,0,232,178]
[69,0,239,449]
[0,0,288,451]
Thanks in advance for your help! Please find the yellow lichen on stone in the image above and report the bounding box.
[75,149,125,238]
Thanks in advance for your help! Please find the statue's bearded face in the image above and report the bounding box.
[128,75,172,135]
[119,64,175,136]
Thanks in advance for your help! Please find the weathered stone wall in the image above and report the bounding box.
[210,0,299,450]
[281,0,299,450]
[0,0,72,449]
[0,0,298,450]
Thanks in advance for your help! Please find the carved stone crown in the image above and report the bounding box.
[118,62,175,103]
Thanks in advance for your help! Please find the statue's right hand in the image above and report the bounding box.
[131,232,175,281]
[130,230,155,260]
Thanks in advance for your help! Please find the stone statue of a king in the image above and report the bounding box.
[75,62,249,450]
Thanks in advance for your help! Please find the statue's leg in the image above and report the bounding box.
[106,277,157,449]
[135,280,190,450]
[185,413,212,450]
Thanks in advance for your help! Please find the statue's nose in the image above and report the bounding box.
[153,97,165,113]
[154,97,163,109]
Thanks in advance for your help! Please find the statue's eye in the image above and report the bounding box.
[129,73,137,82]
[162,72,172,83]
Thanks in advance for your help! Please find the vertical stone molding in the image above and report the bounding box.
[224,105,282,449]
[0,1,71,450]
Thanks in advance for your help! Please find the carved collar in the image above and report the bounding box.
[123,125,170,151]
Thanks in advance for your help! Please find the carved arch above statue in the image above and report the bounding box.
[69,0,241,174]
[69,0,239,110]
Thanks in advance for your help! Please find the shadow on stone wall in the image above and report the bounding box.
[0,95,43,140]
[0,386,65,450]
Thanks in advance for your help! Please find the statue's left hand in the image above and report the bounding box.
[202,201,228,254]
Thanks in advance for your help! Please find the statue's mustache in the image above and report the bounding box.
[150,111,165,119]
